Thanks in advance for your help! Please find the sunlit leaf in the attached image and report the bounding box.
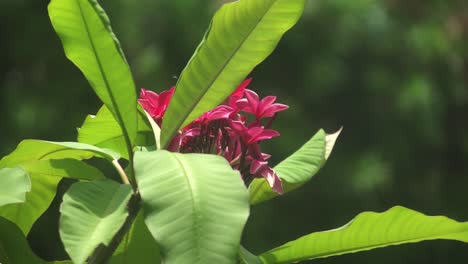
[78,106,154,160]
[0,140,119,168]
[261,206,468,263]
[249,129,340,204]
[135,150,250,263]
[0,167,31,207]
[161,0,307,147]
[60,179,133,264]
[49,0,137,159]
[0,141,109,234]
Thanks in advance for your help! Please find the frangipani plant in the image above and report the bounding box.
[1,0,468,264]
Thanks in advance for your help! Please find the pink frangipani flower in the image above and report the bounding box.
[236,89,289,120]
[138,87,175,126]
[138,79,287,194]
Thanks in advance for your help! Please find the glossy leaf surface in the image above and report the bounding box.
[60,179,133,264]
[0,167,31,207]
[250,129,340,204]
[161,0,307,147]
[78,106,153,160]
[0,141,108,234]
[261,206,468,263]
[135,150,250,264]
[49,0,137,158]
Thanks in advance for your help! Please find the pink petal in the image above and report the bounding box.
[206,105,234,121]
[183,128,201,137]
[244,89,260,113]
[261,103,289,118]
[167,135,182,152]
[159,86,175,110]
[246,127,280,144]
[231,78,251,99]
[270,172,284,194]
[260,96,277,107]
[230,121,246,133]
[235,98,253,112]
[250,159,268,175]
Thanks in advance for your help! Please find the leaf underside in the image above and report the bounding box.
[261,206,468,264]
[0,141,108,234]
[135,150,250,264]
[249,129,327,204]
[59,179,133,264]
[0,167,31,207]
[161,0,307,147]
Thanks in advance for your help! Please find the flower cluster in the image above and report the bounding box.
[138,79,288,194]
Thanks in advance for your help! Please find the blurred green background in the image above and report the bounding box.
[1,0,468,263]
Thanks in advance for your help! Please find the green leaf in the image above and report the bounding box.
[0,217,74,264]
[135,150,250,264]
[0,160,104,234]
[21,159,105,182]
[48,0,137,159]
[60,179,133,264]
[0,140,119,168]
[239,245,263,264]
[0,167,31,207]
[78,106,154,160]
[0,217,46,264]
[249,129,340,205]
[0,141,108,234]
[260,206,468,263]
[161,0,307,147]
[110,211,160,264]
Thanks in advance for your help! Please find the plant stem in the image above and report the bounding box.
[112,159,130,185]
[88,192,142,264]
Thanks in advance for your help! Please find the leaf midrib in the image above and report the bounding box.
[74,0,133,160]
[172,154,202,263]
[163,0,278,146]
[262,222,468,263]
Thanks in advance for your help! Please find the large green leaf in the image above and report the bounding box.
[0,167,31,207]
[78,106,154,160]
[48,0,137,159]
[60,179,133,264]
[161,0,307,147]
[0,217,73,264]
[249,129,340,205]
[260,206,468,263]
[0,217,47,264]
[0,140,119,168]
[135,150,250,264]
[0,140,108,234]
[110,211,160,264]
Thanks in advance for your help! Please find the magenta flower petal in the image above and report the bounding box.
[260,103,289,118]
[235,89,289,120]
[245,127,280,145]
[229,78,252,107]
[250,160,284,194]
[138,87,175,125]
[206,105,234,121]
[244,89,259,112]
[139,79,288,195]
